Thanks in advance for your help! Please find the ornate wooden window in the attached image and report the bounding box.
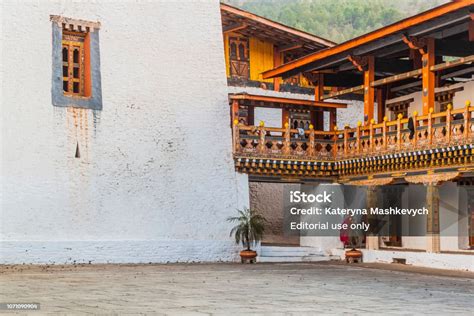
[229,37,249,79]
[51,15,101,110]
[62,31,87,96]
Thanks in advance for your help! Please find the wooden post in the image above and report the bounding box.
[428,109,433,146]
[464,101,471,139]
[344,127,349,155]
[231,99,239,127]
[412,112,418,146]
[282,109,290,128]
[446,104,452,143]
[356,124,361,154]
[283,122,290,155]
[364,56,375,124]
[247,105,255,126]
[426,183,440,253]
[333,129,338,158]
[369,119,374,152]
[376,87,387,123]
[366,186,379,250]
[273,47,281,92]
[258,124,266,154]
[382,119,387,151]
[397,114,402,150]
[314,73,324,101]
[308,126,315,157]
[422,38,435,115]
[469,16,474,42]
[329,109,337,131]
[233,120,240,152]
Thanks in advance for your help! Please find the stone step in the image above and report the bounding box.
[258,255,330,263]
[260,246,323,257]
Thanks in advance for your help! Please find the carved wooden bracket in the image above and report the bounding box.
[347,55,369,72]
[348,177,394,186]
[402,34,428,55]
[405,171,460,185]
[302,72,319,85]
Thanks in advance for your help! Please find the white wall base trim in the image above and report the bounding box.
[0,240,243,264]
[331,248,473,272]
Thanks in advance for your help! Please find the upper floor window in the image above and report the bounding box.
[62,31,87,96]
[229,36,249,79]
[50,15,102,110]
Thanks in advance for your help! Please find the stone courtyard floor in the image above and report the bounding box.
[0,262,473,315]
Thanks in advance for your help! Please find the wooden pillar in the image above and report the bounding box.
[329,109,337,131]
[282,109,289,128]
[366,186,379,250]
[426,183,440,253]
[469,15,474,42]
[247,105,254,126]
[376,87,385,123]
[409,49,422,69]
[231,99,239,127]
[422,38,435,115]
[314,73,324,101]
[311,110,324,131]
[273,47,281,92]
[364,56,375,124]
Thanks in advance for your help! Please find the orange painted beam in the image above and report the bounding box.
[229,94,347,109]
[364,56,375,123]
[422,38,435,115]
[262,0,473,79]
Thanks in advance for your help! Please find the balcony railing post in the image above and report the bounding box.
[333,126,338,158]
[412,111,418,146]
[464,101,471,139]
[428,108,433,146]
[397,114,402,150]
[283,122,290,155]
[369,119,374,154]
[233,119,240,153]
[258,121,266,154]
[356,121,361,154]
[308,125,315,157]
[382,117,387,151]
[446,104,452,144]
[344,126,348,155]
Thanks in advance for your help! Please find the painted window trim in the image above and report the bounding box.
[51,15,102,110]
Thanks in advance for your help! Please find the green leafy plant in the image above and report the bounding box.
[227,208,266,251]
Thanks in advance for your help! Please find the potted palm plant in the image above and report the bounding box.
[227,208,266,263]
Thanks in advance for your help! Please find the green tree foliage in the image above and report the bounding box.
[224,0,448,43]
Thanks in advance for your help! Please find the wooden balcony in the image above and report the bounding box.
[233,103,474,183]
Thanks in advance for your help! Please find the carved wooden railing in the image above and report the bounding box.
[233,102,474,162]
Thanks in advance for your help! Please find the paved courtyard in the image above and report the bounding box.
[0,262,472,315]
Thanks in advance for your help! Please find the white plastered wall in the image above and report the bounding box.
[0,0,249,263]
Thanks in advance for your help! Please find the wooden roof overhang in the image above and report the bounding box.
[220,3,335,56]
[262,0,474,80]
[229,93,347,110]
